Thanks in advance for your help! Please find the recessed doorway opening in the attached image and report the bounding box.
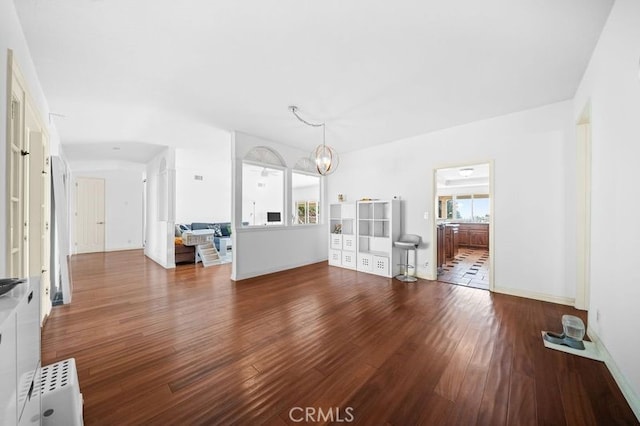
[432,162,494,291]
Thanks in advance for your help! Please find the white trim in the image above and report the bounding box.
[232,257,327,281]
[144,252,176,269]
[103,246,144,253]
[587,327,640,422]
[493,286,574,306]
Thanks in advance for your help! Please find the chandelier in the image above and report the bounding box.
[289,106,339,176]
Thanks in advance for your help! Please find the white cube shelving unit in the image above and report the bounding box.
[328,203,357,270]
[356,200,400,278]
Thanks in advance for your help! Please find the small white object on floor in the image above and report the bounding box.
[540,331,602,361]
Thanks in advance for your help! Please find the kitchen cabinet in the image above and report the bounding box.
[454,223,489,248]
[444,224,459,260]
[458,228,470,246]
[437,225,446,268]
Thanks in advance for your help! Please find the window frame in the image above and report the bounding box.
[241,160,286,228]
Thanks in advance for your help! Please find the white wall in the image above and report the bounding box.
[69,163,144,252]
[328,100,574,302]
[0,0,61,276]
[573,0,640,414]
[231,132,327,280]
[175,146,231,224]
[144,148,176,268]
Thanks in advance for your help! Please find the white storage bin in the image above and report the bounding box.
[41,359,83,426]
[373,255,389,277]
[342,252,356,269]
[357,253,373,272]
[328,250,342,266]
[342,235,356,251]
[330,234,343,250]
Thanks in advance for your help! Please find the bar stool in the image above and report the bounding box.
[394,234,421,282]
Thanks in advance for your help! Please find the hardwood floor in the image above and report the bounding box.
[42,250,637,425]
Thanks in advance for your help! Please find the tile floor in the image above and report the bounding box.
[437,247,489,290]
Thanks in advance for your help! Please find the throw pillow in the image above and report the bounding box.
[207,224,223,237]
[220,224,231,237]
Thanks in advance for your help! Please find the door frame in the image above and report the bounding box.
[575,102,591,310]
[430,159,495,292]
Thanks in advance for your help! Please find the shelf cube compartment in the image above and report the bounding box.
[342,252,356,268]
[357,253,373,272]
[343,235,356,251]
[358,220,372,236]
[341,219,354,235]
[330,204,342,219]
[373,220,389,238]
[373,255,389,276]
[358,202,373,219]
[330,234,343,250]
[328,249,342,266]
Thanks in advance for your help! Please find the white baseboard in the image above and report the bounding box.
[493,286,575,306]
[144,252,175,269]
[232,257,327,281]
[587,326,640,421]
[104,246,144,252]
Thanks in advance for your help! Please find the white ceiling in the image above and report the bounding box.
[16,0,613,161]
[437,163,490,188]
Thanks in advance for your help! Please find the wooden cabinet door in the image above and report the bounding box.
[452,228,459,256]
[469,230,489,248]
[458,229,470,246]
[437,226,446,267]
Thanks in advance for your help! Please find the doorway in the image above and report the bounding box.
[74,177,106,253]
[6,50,52,322]
[432,162,494,291]
[575,102,591,310]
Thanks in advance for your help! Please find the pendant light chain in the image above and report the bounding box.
[289,106,339,176]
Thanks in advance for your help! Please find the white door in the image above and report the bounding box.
[28,129,51,320]
[75,177,105,253]
[7,94,26,278]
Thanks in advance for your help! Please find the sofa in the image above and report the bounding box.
[180,222,232,251]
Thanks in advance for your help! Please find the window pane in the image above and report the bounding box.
[455,196,472,221]
[242,163,284,226]
[308,201,318,224]
[446,199,454,219]
[292,172,320,225]
[472,196,490,222]
[296,201,307,224]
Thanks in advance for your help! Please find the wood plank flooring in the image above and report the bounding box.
[41,250,638,425]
